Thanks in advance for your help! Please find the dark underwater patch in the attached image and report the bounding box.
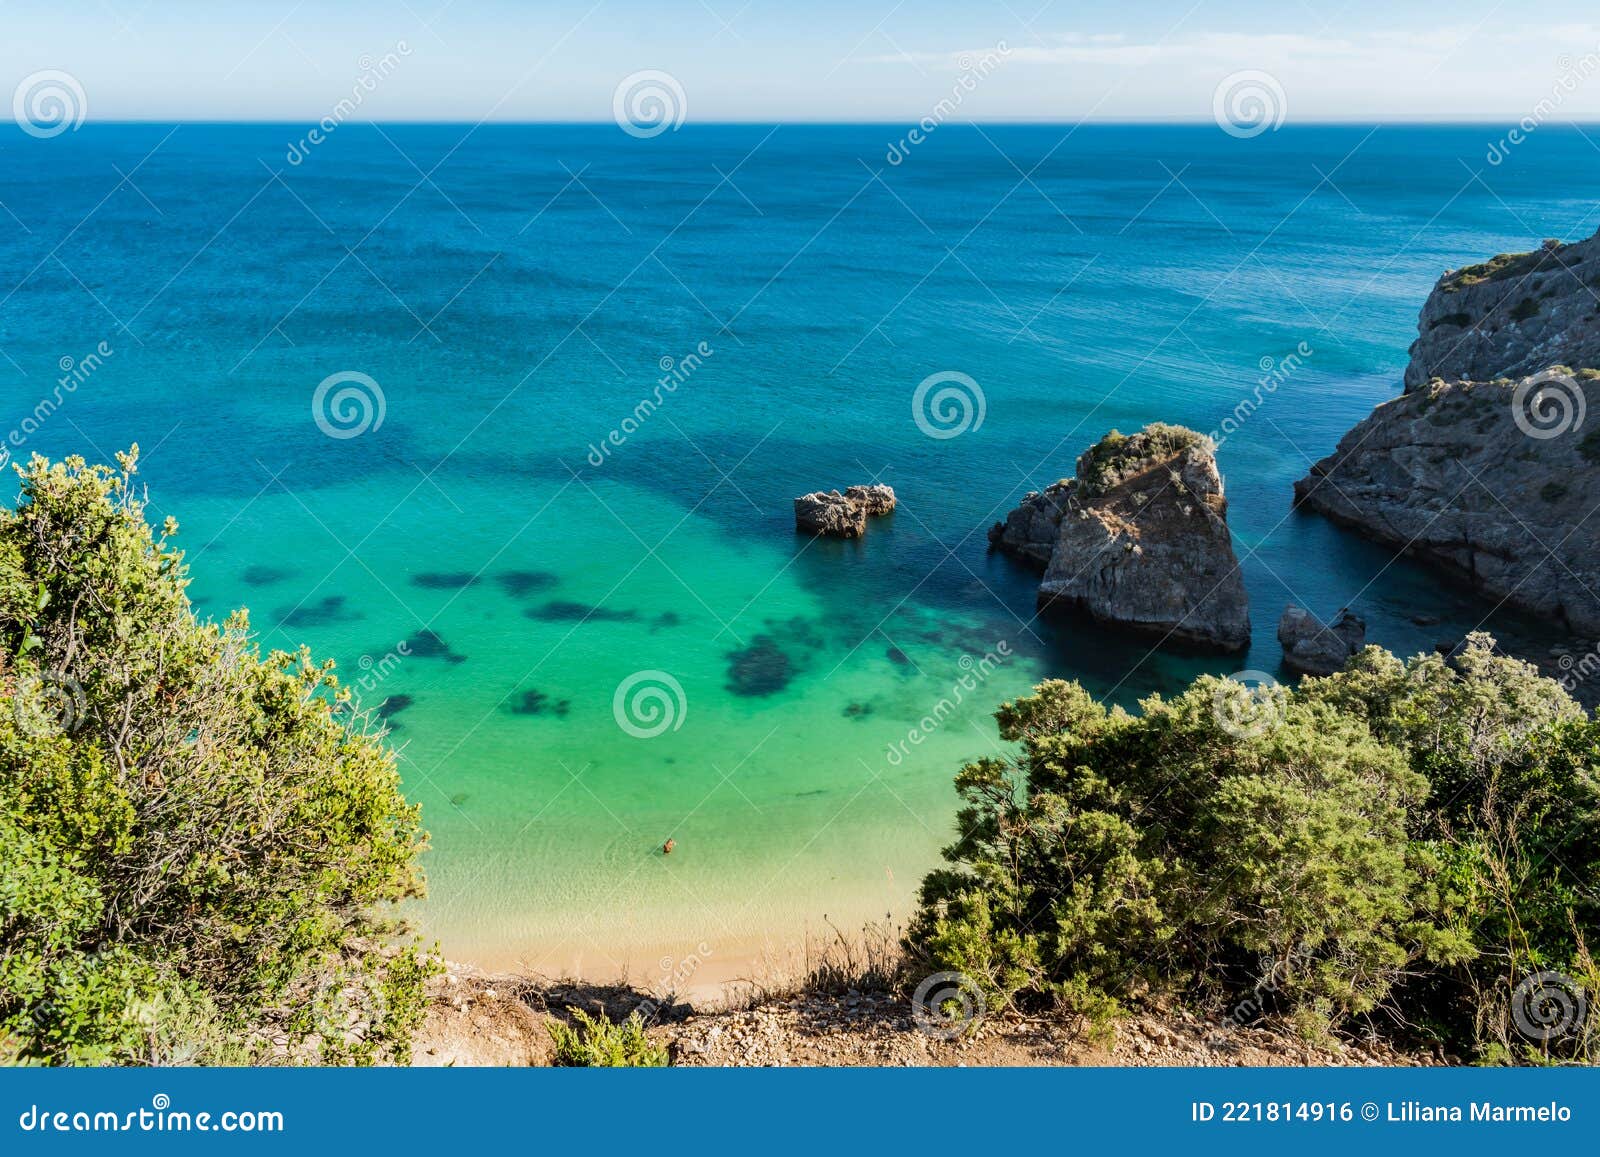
[526,600,639,623]
[843,701,874,719]
[506,688,571,718]
[241,564,294,586]
[376,694,415,720]
[651,611,682,632]
[278,595,363,629]
[496,570,560,598]
[405,628,467,664]
[726,633,793,697]
[411,571,481,590]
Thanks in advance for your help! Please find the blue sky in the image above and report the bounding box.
[4,0,1600,122]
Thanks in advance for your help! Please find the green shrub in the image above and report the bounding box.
[548,1009,668,1067]
[909,636,1598,1062]
[0,450,435,1065]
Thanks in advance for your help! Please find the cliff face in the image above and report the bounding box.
[1295,373,1600,635]
[991,425,1251,652]
[1404,230,1600,390]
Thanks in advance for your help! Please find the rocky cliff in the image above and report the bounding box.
[1294,372,1600,635]
[1404,230,1600,390]
[990,424,1251,652]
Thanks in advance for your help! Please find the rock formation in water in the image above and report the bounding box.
[1295,228,1600,635]
[1277,605,1366,676]
[989,424,1251,652]
[794,484,896,538]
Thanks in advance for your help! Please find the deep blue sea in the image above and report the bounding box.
[3,123,1594,981]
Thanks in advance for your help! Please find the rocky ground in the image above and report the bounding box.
[413,964,1436,1068]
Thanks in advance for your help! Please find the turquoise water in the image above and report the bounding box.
[2,123,1593,978]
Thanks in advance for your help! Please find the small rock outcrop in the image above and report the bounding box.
[990,424,1251,652]
[794,484,896,538]
[1277,605,1366,676]
[1405,231,1600,390]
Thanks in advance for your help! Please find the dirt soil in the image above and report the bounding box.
[413,963,1438,1068]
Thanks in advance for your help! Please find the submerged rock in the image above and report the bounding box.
[1277,605,1366,676]
[990,424,1250,652]
[726,633,794,696]
[793,484,896,538]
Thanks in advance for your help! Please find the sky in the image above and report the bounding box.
[4,0,1600,123]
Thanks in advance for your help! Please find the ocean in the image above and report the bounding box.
[2,122,1592,981]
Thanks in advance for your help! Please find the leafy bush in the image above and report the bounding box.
[548,1009,668,1067]
[0,450,435,1065]
[908,636,1599,1062]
